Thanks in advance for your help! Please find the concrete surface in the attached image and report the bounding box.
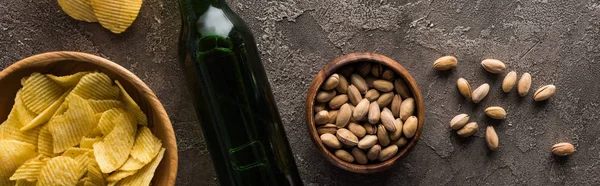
[2,0,600,185]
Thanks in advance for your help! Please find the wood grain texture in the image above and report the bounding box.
[305,52,425,173]
[0,51,178,185]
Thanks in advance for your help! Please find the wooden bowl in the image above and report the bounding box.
[0,51,178,185]
[305,52,425,173]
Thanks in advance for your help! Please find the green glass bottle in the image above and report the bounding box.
[177,0,303,185]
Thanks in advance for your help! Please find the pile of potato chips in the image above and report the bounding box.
[57,0,143,34]
[0,72,165,186]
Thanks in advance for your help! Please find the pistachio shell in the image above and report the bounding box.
[533,85,556,101]
[486,126,499,151]
[335,103,352,128]
[391,95,402,118]
[485,106,506,119]
[336,75,349,93]
[350,73,368,94]
[351,148,368,165]
[363,123,376,135]
[322,74,340,90]
[378,145,398,161]
[317,124,337,135]
[316,90,336,102]
[399,98,415,121]
[457,122,478,137]
[552,142,575,156]
[368,102,381,124]
[314,110,329,125]
[328,94,348,110]
[373,80,394,92]
[348,122,366,138]
[314,102,326,113]
[364,76,377,88]
[502,71,517,93]
[389,118,403,140]
[450,113,469,130]
[367,145,382,161]
[394,137,408,147]
[380,108,397,132]
[357,63,372,77]
[481,59,506,74]
[352,99,370,121]
[433,56,458,70]
[364,89,380,102]
[339,66,354,78]
[371,64,383,77]
[377,92,394,108]
[394,78,411,98]
[472,83,490,103]
[357,135,378,149]
[320,133,342,149]
[518,73,531,97]
[347,85,362,106]
[403,116,418,138]
[457,78,472,99]
[334,149,354,162]
[327,110,338,123]
[377,125,390,146]
[381,69,395,80]
[336,128,359,146]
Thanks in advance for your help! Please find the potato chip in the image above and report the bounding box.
[118,156,145,171]
[10,155,49,180]
[37,156,80,186]
[87,161,106,186]
[20,76,29,86]
[108,181,118,186]
[62,147,94,158]
[21,73,65,114]
[106,170,136,182]
[93,113,137,173]
[0,140,37,184]
[74,154,92,179]
[71,72,120,100]
[84,181,100,186]
[88,99,123,113]
[52,100,69,118]
[117,148,165,186]
[58,0,98,22]
[80,136,102,149]
[16,179,36,186]
[115,81,147,126]
[14,92,37,128]
[37,125,54,157]
[95,108,122,135]
[0,106,41,148]
[47,72,91,88]
[21,89,70,131]
[49,94,96,153]
[130,126,162,164]
[91,0,142,34]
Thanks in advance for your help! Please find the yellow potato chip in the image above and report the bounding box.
[21,89,70,131]
[37,125,55,157]
[118,148,165,186]
[0,140,37,184]
[130,126,162,164]
[0,106,41,148]
[74,154,92,179]
[115,80,147,126]
[88,99,123,113]
[49,94,96,153]
[71,72,120,100]
[14,92,37,127]
[108,181,117,186]
[62,147,94,158]
[87,161,106,186]
[10,155,49,181]
[84,181,100,186]
[93,113,137,173]
[95,108,122,135]
[37,156,80,186]
[77,178,87,186]
[118,156,145,171]
[16,179,36,186]
[106,170,136,182]
[21,73,65,114]
[47,72,91,88]
[80,136,102,149]
[20,76,29,86]
[58,0,98,22]
[91,0,142,34]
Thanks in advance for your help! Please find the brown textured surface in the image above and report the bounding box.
[2,0,600,185]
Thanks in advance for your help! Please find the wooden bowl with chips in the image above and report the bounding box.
[0,51,177,185]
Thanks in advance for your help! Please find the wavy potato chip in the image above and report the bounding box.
[74,155,93,179]
[37,125,54,157]
[21,90,70,131]
[37,156,81,186]
[15,179,36,186]
[0,109,41,147]
[94,113,137,173]
[88,99,123,113]
[14,92,37,128]
[52,101,69,118]
[95,108,122,135]
[49,95,96,153]
[115,81,147,126]
[91,0,143,33]
[62,147,94,158]
[58,0,98,22]
[47,72,91,88]
[9,155,49,181]
[117,148,165,186]
[87,161,107,186]
[71,72,120,100]
[21,73,65,114]
[20,76,29,86]
[0,140,37,184]
[106,170,136,182]
[80,136,102,149]
[130,126,162,164]
[118,156,145,171]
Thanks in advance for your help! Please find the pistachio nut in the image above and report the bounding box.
[389,118,404,140]
[314,102,326,113]
[352,99,370,121]
[338,65,354,78]
[357,135,378,149]
[334,149,354,163]
[399,97,415,121]
[351,148,368,165]
[450,113,469,130]
[348,122,366,138]
[378,145,398,161]
[485,106,506,119]
[377,92,394,108]
[481,59,506,74]
[316,89,336,103]
[357,63,372,77]
[502,71,517,93]
[380,108,397,132]
[457,122,478,137]
[336,74,349,93]
[322,74,340,90]
[314,110,329,125]
[365,76,377,88]
[486,126,499,151]
[350,73,368,94]
[394,78,411,98]
[363,123,376,135]
[533,85,556,101]
[320,133,342,149]
[377,125,391,146]
[472,83,490,103]
[457,78,472,99]
[368,101,381,124]
[317,124,337,135]
[335,103,352,128]
[365,89,380,102]
[367,145,382,161]
[394,137,408,147]
[328,110,338,123]
[517,73,531,97]
[403,116,418,138]
[552,142,575,156]
[373,80,394,92]
[381,69,395,80]
[391,95,402,118]
[371,63,383,77]
[347,85,362,106]
[433,56,458,70]
[336,128,359,146]
[328,94,348,110]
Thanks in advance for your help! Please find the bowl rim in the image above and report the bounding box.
[0,51,178,185]
[305,52,425,173]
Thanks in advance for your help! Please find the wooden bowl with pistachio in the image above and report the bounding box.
[305,52,424,173]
